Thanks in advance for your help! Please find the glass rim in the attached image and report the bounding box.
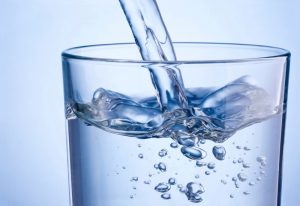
[61,42,290,64]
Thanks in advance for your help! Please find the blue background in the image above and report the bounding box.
[0,0,299,205]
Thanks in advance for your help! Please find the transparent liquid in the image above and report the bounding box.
[66,1,284,205]
[67,114,283,206]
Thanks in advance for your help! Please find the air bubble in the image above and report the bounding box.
[144,180,151,184]
[196,161,206,167]
[207,162,216,169]
[170,142,178,148]
[178,136,195,147]
[212,146,226,160]
[158,162,167,172]
[243,191,250,195]
[237,173,247,182]
[244,146,251,151]
[131,177,138,182]
[161,193,171,199]
[242,163,251,168]
[221,179,227,184]
[181,146,206,160]
[155,183,171,193]
[168,178,176,185]
[158,149,168,157]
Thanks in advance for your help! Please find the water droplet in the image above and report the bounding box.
[236,146,242,149]
[212,146,226,160]
[122,166,126,169]
[237,173,247,182]
[170,142,178,148]
[129,195,134,199]
[158,149,168,157]
[195,174,200,179]
[168,178,176,185]
[238,158,244,163]
[230,194,234,198]
[161,193,171,200]
[155,183,171,193]
[256,177,261,181]
[154,164,159,169]
[177,184,183,188]
[131,177,138,182]
[235,182,240,188]
[232,177,237,182]
[196,161,207,167]
[132,186,136,190]
[158,162,167,172]
[138,153,143,159]
[137,144,142,148]
[185,182,205,203]
[260,170,265,175]
[205,171,210,175]
[233,160,237,164]
[178,136,195,147]
[207,162,216,169]
[181,146,206,160]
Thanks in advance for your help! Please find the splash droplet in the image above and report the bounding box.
[185,182,205,203]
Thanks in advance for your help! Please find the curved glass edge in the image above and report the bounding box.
[61,42,291,64]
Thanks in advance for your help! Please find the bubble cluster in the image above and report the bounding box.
[185,182,205,203]
[158,149,168,157]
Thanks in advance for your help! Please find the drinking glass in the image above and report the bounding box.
[62,42,290,206]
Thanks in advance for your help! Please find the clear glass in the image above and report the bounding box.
[62,42,290,206]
